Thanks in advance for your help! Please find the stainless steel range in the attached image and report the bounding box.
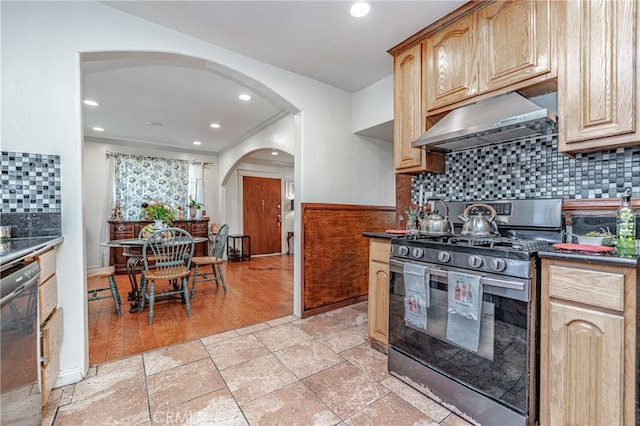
[388,199,562,426]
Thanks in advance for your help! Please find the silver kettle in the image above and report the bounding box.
[458,203,499,236]
[419,198,454,236]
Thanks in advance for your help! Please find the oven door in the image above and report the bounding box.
[388,258,535,416]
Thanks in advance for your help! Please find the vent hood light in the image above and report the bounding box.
[412,92,557,152]
[210,123,221,128]
[193,141,202,145]
[92,127,104,132]
[238,94,252,101]
[83,99,99,107]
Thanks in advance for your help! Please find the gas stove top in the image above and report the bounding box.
[391,199,564,279]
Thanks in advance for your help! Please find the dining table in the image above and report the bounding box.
[100,236,208,312]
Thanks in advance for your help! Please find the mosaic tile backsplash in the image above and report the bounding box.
[412,136,640,203]
[1,151,62,237]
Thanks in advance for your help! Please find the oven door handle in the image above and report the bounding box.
[390,260,525,292]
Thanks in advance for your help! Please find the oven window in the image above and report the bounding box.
[389,267,531,414]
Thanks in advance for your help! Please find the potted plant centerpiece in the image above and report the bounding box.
[142,201,175,232]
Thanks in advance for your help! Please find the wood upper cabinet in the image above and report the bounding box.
[368,238,390,348]
[424,13,478,112]
[540,258,636,426]
[393,43,445,174]
[559,0,638,154]
[477,0,554,93]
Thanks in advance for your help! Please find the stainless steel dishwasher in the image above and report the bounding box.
[1,261,41,425]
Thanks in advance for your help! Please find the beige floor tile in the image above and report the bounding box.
[323,306,368,327]
[200,329,240,346]
[340,343,390,382]
[440,412,476,426]
[205,333,270,370]
[235,321,271,335]
[381,377,451,423]
[343,392,438,426]
[303,362,389,420]
[274,339,343,379]
[292,313,347,337]
[316,326,368,353]
[241,382,339,425]
[266,314,298,327]
[220,353,297,405]
[143,339,209,376]
[151,388,248,426]
[55,356,149,425]
[253,323,313,352]
[146,358,225,413]
[351,301,368,312]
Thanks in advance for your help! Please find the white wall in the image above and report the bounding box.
[352,75,394,133]
[2,1,394,386]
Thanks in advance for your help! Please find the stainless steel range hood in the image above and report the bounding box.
[412,92,557,152]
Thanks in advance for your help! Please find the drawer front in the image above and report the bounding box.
[36,248,56,284]
[548,265,624,311]
[41,347,60,406]
[113,223,134,237]
[190,221,208,235]
[369,240,390,264]
[39,275,58,324]
[41,307,63,367]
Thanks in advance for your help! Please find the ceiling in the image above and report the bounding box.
[84,1,466,163]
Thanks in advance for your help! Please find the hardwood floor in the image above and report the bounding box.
[88,255,294,365]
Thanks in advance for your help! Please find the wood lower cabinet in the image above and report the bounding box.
[367,238,390,349]
[33,247,63,406]
[540,258,637,426]
[393,43,445,174]
[558,0,639,154]
[108,220,209,274]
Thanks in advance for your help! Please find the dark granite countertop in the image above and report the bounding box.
[0,236,64,269]
[538,246,639,267]
[362,232,399,240]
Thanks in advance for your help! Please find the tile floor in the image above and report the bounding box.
[43,302,474,425]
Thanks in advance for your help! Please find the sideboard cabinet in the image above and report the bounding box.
[108,220,209,274]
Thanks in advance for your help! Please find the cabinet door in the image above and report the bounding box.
[478,0,553,93]
[368,259,389,346]
[424,13,477,112]
[559,0,637,152]
[393,44,425,172]
[546,301,623,426]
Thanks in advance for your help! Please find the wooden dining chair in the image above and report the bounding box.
[138,227,194,324]
[191,223,229,298]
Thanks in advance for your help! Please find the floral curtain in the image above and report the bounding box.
[113,153,189,220]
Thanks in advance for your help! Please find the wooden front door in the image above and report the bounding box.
[242,176,282,255]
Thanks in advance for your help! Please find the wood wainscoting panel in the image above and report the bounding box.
[301,203,396,317]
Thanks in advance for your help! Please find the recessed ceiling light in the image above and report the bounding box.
[92,127,104,132]
[83,99,99,107]
[210,123,221,128]
[193,141,202,145]
[350,2,370,17]
[271,151,279,156]
[238,94,252,101]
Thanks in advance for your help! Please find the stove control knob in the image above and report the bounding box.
[490,258,506,272]
[437,251,451,263]
[412,248,424,259]
[398,246,409,257]
[468,255,484,268]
